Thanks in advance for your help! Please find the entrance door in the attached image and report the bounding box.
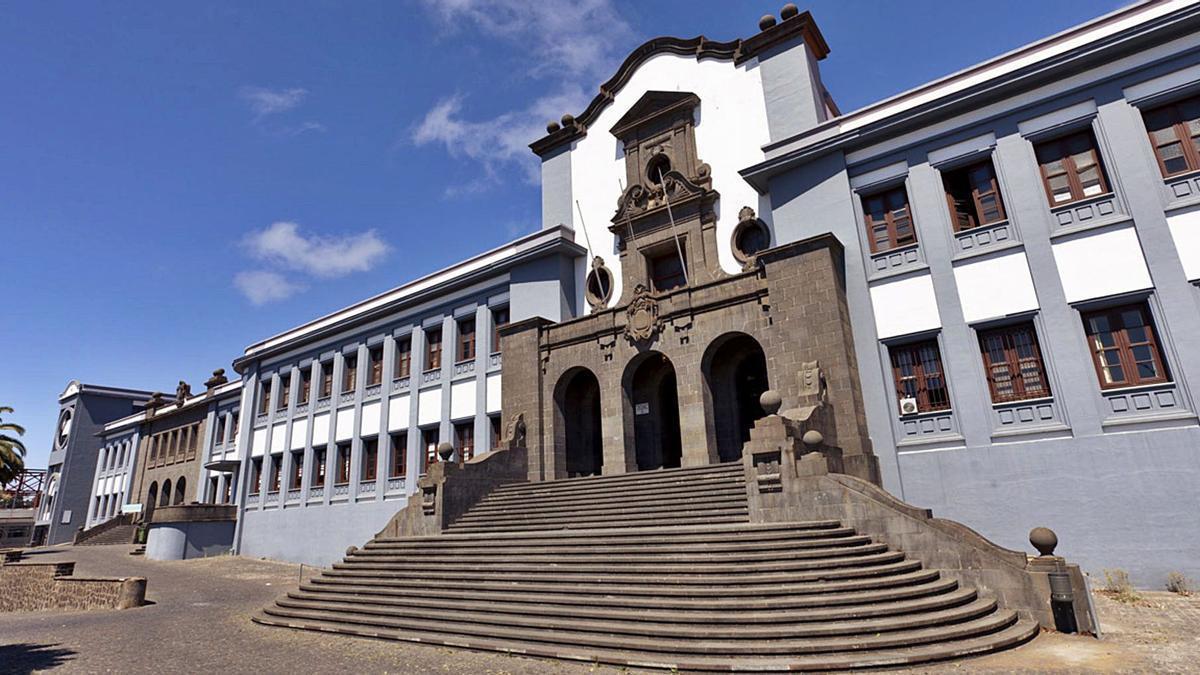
[558,369,603,477]
[628,352,683,471]
[704,334,769,463]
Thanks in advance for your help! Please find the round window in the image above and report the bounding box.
[55,409,73,449]
[584,258,614,310]
[646,154,671,185]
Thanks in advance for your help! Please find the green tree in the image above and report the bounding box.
[0,406,28,484]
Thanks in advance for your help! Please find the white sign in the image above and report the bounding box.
[121,503,143,514]
[634,403,650,416]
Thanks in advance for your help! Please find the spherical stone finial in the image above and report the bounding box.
[758,14,777,31]
[780,3,799,20]
[438,441,455,461]
[801,430,824,447]
[345,545,358,556]
[1029,527,1058,557]
[760,390,782,416]
[546,120,561,133]
[560,113,575,127]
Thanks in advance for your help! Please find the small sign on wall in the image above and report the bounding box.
[634,402,650,416]
[60,509,72,524]
[122,503,143,514]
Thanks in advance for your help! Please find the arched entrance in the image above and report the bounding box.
[160,479,172,508]
[554,368,603,477]
[704,333,770,463]
[145,481,158,520]
[626,352,683,471]
[174,477,187,505]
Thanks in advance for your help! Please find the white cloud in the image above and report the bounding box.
[239,86,309,118]
[234,270,304,305]
[243,221,390,279]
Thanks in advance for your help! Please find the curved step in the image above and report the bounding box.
[373,521,847,546]
[349,541,884,564]
[467,489,748,516]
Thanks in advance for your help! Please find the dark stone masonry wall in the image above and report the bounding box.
[0,561,146,612]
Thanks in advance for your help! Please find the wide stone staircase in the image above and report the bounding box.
[73,514,138,546]
[254,463,1038,671]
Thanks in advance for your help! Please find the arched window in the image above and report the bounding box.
[160,479,172,507]
[174,477,186,505]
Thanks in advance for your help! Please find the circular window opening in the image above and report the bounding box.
[731,218,771,267]
[585,262,614,309]
[646,154,672,185]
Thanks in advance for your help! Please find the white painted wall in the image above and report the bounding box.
[569,53,771,309]
[269,423,286,454]
[290,418,307,450]
[312,413,330,444]
[870,273,942,339]
[335,408,354,442]
[388,394,410,431]
[486,373,502,414]
[1052,225,1153,303]
[417,388,441,426]
[953,251,1039,323]
[450,380,476,421]
[361,401,381,436]
[251,428,266,458]
[1167,207,1200,281]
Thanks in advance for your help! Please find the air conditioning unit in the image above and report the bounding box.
[899,397,920,416]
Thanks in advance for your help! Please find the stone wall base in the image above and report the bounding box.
[0,561,145,612]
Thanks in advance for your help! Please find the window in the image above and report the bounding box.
[490,415,502,450]
[454,422,475,463]
[311,445,327,486]
[425,330,442,371]
[215,416,226,445]
[389,432,407,479]
[649,250,687,292]
[250,458,263,494]
[335,443,352,484]
[862,185,917,253]
[278,376,290,411]
[319,361,333,399]
[362,438,378,482]
[1034,131,1109,205]
[269,454,282,493]
[889,340,951,413]
[943,160,1006,231]
[299,369,311,405]
[368,347,384,386]
[1081,303,1169,389]
[230,413,239,438]
[422,428,439,474]
[1143,95,1200,177]
[395,338,412,379]
[289,450,303,490]
[457,320,476,363]
[342,356,358,394]
[977,323,1051,403]
[259,381,272,415]
[491,308,509,354]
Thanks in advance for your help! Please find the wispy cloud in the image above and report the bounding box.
[233,270,304,306]
[238,86,326,136]
[412,0,634,195]
[233,222,390,304]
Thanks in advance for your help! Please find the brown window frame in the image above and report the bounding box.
[289,450,303,490]
[335,443,352,485]
[311,445,327,485]
[421,427,439,474]
[258,381,272,415]
[491,308,509,355]
[268,453,282,493]
[888,339,952,414]
[319,361,333,399]
[1142,95,1200,177]
[1033,131,1110,206]
[298,369,311,405]
[457,320,476,363]
[454,422,474,464]
[394,338,412,379]
[388,432,407,479]
[861,185,918,253]
[342,356,358,394]
[368,347,384,386]
[249,458,263,495]
[489,415,502,450]
[361,438,378,482]
[1081,303,1170,390]
[977,323,1052,404]
[942,160,1007,232]
[425,330,442,372]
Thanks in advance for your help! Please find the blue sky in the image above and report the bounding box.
[2,0,1123,470]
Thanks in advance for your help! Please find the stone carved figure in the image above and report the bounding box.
[797,361,827,402]
[504,412,527,448]
[624,284,661,345]
[175,380,191,405]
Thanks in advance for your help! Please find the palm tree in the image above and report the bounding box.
[0,406,28,484]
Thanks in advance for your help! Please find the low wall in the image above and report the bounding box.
[0,561,145,612]
[145,504,238,561]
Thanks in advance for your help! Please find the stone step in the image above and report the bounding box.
[257,602,1021,657]
[251,611,1038,672]
[286,584,980,625]
[479,475,746,505]
[370,520,848,547]
[350,540,885,564]
[488,463,743,495]
[298,575,961,612]
[319,559,925,588]
[446,513,749,533]
[450,500,748,525]
[333,550,906,576]
[470,482,748,512]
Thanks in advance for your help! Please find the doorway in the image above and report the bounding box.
[704,333,769,462]
[555,368,604,477]
[626,352,683,471]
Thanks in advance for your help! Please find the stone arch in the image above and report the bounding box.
[160,479,172,508]
[623,351,683,471]
[553,367,604,478]
[702,332,770,463]
[174,477,187,505]
[146,481,158,519]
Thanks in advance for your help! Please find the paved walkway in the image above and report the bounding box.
[1,545,1196,674]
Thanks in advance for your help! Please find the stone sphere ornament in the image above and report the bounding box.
[1029,527,1058,557]
[345,545,358,556]
[758,14,777,30]
[760,390,782,416]
[546,120,561,133]
[560,113,575,127]
[801,430,824,447]
[438,442,455,462]
[780,3,799,20]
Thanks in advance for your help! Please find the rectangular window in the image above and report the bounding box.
[457,320,476,363]
[490,415,502,450]
[362,438,378,482]
[389,432,407,479]
[289,450,303,490]
[269,454,282,493]
[977,323,1051,403]
[454,422,474,463]
[259,381,272,415]
[299,369,311,405]
[1081,303,1169,389]
[395,338,412,379]
[250,457,263,494]
[425,330,443,371]
[491,308,509,354]
[342,356,358,394]
[311,445,327,486]
[422,428,439,474]
[862,185,917,253]
[230,413,239,440]
[649,249,687,292]
[1143,95,1200,177]
[1034,131,1109,205]
[368,347,384,386]
[335,443,352,485]
[278,376,290,411]
[320,361,333,399]
[889,340,951,413]
[942,160,1006,231]
[215,416,226,444]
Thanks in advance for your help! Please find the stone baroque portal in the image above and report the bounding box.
[503,90,879,484]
